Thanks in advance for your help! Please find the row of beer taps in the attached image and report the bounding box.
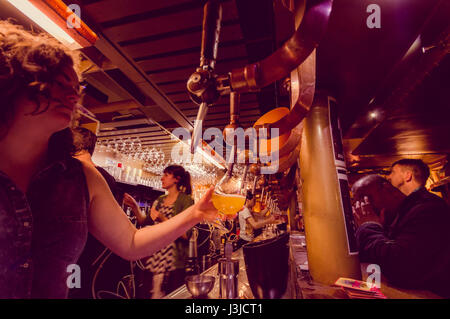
[186,0,334,178]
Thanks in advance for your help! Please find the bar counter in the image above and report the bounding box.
[164,248,253,299]
[165,231,442,299]
[164,231,297,299]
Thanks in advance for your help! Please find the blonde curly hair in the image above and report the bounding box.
[0,20,81,137]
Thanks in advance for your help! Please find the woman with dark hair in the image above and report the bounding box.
[161,164,192,196]
[132,165,194,298]
[0,20,218,299]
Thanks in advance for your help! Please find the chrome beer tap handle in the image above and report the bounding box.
[187,0,223,153]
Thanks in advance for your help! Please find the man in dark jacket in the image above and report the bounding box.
[387,159,432,197]
[352,167,450,298]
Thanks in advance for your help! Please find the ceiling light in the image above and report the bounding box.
[7,0,98,50]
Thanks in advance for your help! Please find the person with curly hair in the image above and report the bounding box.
[0,20,218,299]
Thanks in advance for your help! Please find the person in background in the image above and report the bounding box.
[352,174,405,228]
[130,165,194,298]
[72,127,124,204]
[0,20,218,299]
[236,191,276,249]
[70,127,138,298]
[387,159,432,196]
[72,127,140,219]
[352,173,450,298]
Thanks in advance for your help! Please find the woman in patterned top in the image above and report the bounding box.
[133,165,194,298]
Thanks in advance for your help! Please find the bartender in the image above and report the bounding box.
[236,192,276,249]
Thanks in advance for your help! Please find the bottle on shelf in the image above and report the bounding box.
[115,163,123,181]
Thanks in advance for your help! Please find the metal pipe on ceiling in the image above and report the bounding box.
[228,0,332,93]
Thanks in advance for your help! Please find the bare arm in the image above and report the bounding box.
[82,163,217,260]
[151,206,187,239]
[247,215,276,230]
[123,193,147,225]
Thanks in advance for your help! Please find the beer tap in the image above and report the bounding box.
[240,164,249,191]
[251,175,258,197]
[223,91,247,180]
[187,0,333,155]
[216,143,236,188]
[226,143,236,178]
[260,187,265,206]
[223,91,240,142]
[263,189,268,205]
[187,0,223,153]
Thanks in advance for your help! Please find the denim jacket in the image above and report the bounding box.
[0,157,89,298]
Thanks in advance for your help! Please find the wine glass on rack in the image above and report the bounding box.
[113,139,120,153]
